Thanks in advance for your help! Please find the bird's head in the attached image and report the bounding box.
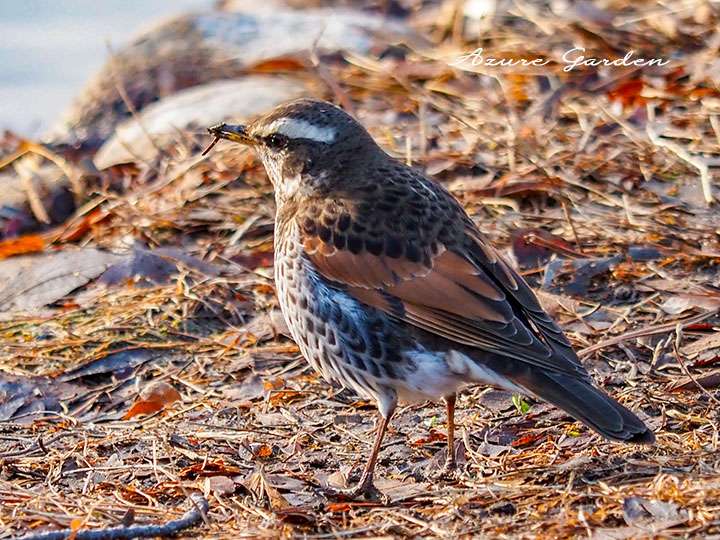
[207,99,379,202]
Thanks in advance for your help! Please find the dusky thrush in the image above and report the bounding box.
[207,98,654,500]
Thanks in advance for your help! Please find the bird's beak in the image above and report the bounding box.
[207,123,256,146]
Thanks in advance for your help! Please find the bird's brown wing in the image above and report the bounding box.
[297,172,586,378]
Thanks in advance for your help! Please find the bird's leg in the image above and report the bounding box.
[444,394,457,471]
[426,394,459,481]
[322,409,393,502]
[442,393,457,474]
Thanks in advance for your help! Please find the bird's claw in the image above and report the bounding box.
[429,458,460,482]
[320,479,391,504]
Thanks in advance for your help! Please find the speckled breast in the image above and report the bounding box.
[273,219,409,404]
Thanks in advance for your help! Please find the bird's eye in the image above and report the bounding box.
[266,133,288,149]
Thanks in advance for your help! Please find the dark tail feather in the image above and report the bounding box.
[516,371,655,444]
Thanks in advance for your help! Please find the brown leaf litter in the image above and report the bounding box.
[1,0,720,538]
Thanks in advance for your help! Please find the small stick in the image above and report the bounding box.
[16,162,51,224]
[561,200,584,254]
[710,114,720,148]
[0,146,29,171]
[0,431,76,459]
[672,323,720,406]
[201,136,221,157]
[106,41,162,162]
[309,28,354,114]
[20,140,84,198]
[646,104,714,205]
[579,308,719,358]
[14,494,209,540]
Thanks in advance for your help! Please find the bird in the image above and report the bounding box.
[206,98,655,500]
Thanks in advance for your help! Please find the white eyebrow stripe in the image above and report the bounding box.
[262,117,336,143]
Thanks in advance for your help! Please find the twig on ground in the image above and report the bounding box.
[106,42,162,167]
[19,141,85,199]
[15,160,51,224]
[14,494,209,540]
[561,200,584,253]
[578,309,720,358]
[645,104,714,205]
[0,432,77,459]
[672,323,720,406]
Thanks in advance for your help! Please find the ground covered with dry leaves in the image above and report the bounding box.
[1,1,720,538]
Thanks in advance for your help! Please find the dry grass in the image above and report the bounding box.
[1,1,720,538]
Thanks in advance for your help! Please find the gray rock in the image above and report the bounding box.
[93,77,307,169]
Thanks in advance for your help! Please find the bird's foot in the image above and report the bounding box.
[429,458,460,482]
[321,478,390,504]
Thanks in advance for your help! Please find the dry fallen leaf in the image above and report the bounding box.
[411,431,446,447]
[204,475,236,497]
[123,381,181,420]
[0,248,122,311]
[668,371,720,393]
[269,389,304,407]
[179,460,243,479]
[326,502,353,513]
[0,234,46,259]
[607,79,646,108]
[661,295,720,315]
[623,496,687,530]
[510,432,545,448]
[253,443,274,459]
[244,470,289,510]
